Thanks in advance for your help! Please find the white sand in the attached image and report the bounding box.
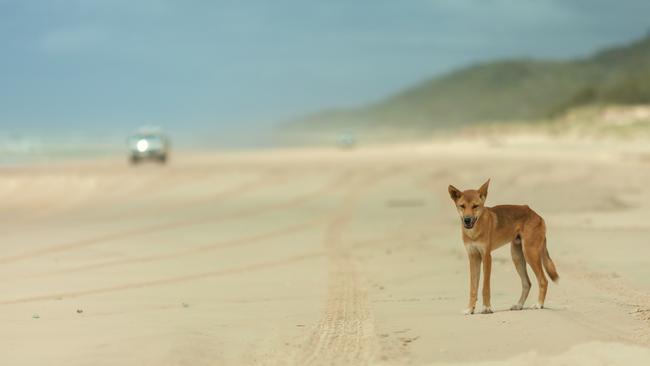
[1,139,649,365]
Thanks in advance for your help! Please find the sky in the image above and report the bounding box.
[1,0,649,145]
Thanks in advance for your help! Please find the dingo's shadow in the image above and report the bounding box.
[490,305,560,314]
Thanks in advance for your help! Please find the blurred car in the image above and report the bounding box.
[128,129,170,164]
[337,132,356,149]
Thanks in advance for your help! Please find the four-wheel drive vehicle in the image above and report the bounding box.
[128,131,170,164]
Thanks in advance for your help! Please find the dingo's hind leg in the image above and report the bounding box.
[522,232,548,309]
[510,235,531,310]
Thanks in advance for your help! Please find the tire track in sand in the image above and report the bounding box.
[0,224,433,306]
[19,216,329,280]
[293,169,394,366]
[0,171,432,308]
[0,251,324,305]
[561,264,650,346]
[90,168,287,222]
[0,169,285,241]
[0,171,355,266]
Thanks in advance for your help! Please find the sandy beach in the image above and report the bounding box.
[1,139,650,365]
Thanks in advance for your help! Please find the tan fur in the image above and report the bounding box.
[448,179,559,315]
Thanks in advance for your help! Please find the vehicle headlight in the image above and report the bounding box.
[136,139,149,152]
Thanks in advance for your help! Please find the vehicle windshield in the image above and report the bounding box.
[131,134,162,142]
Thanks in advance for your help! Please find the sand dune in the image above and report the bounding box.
[1,139,649,365]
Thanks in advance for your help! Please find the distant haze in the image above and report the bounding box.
[1,0,649,147]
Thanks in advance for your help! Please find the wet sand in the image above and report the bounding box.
[1,139,650,365]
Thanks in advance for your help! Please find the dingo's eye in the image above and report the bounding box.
[472,204,479,209]
[459,204,465,209]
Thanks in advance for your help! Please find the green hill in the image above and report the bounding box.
[287,33,650,133]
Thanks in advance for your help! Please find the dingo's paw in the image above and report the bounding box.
[463,308,475,315]
[531,303,544,310]
[510,304,523,311]
[481,306,493,314]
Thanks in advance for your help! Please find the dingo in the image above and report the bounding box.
[448,179,559,314]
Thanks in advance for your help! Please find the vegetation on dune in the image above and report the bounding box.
[288,33,650,133]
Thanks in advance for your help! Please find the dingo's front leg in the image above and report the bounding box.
[481,252,493,314]
[464,249,481,315]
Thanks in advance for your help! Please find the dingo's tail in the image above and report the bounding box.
[542,238,559,283]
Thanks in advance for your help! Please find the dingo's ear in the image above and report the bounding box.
[478,179,490,201]
[448,185,461,202]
